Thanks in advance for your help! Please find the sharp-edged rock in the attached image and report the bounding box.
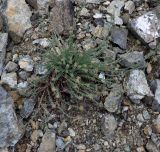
[118,51,146,68]
[0,33,8,76]
[126,69,153,104]
[0,86,22,147]
[4,0,32,43]
[49,0,74,35]
[20,98,36,119]
[129,6,160,47]
[111,27,128,49]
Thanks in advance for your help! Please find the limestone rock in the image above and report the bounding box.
[49,0,74,35]
[0,33,8,76]
[4,0,32,43]
[0,86,22,147]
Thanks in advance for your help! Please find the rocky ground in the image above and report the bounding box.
[0,0,160,152]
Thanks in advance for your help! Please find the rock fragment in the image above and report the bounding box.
[104,84,123,113]
[4,0,32,43]
[1,72,17,88]
[18,55,34,72]
[0,33,8,76]
[101,114,117,138]
[118,51,146,68]
[49,0,74,35]
[5,61,18,72]
[129,7,160,47]
[126,70,153,103]
[124,1,135,14]
[38,131,56,152]
[20,98,36,119]
[111,27,128,49]
[0,86,22,147]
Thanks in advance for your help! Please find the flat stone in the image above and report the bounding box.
[101,114,117,138]
[0,33,8,76]
[49,0,74,35]
[126,70,153,103]
[4,0,32,43]
[1,72,17,88]
[18,55,34,72]
[20,98,36,119]
[118,51,146,68]
[104,84,123,113]
[129,6,160,46]
[111,27,128,49]
[0,86,22,147]
[38,131,56,152]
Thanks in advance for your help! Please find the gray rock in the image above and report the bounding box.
[118,51,146,68]
[104,84,123,113]
[1,72,17,88]
[126,70,153,103]
[124,1,135,14]
[101,114,117,138]
[86,0,101,4]
[107,0,124,25]
[32,38,50,48]
[5,61,18,72]
[20,98,36,119]
[152,79,160,112]
[56,138,65,150]
[146,141,159,152]
[4,0,32,43]
[129,7,160,47]
[37,0,50,11]
[18,55,34,72]
[35,64,47,75]
[0,33,8,76]
[49,0,74,35]
[142,110,151,120]
[111,27,128,49]
[18,71,31,80]
[38,131,56,152]
[0,86,22,147]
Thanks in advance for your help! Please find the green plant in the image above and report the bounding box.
[33,36,122,102]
